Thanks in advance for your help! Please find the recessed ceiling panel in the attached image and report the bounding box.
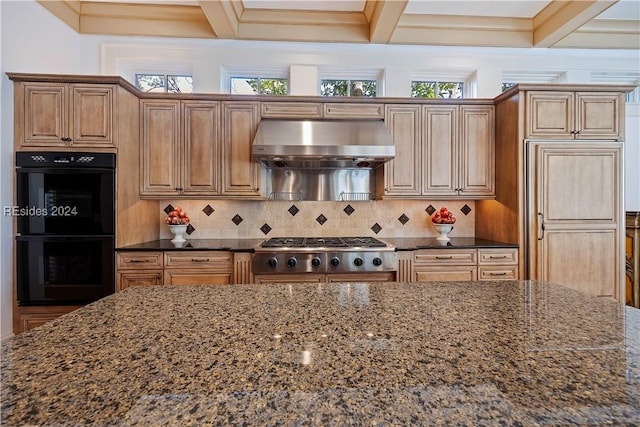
[242,0,366,12]
[597,0,640,20]
[404,0,550,17]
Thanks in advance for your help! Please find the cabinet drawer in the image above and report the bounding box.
[478,266,519,281]
[117,271,163,290]
[415,266,478,282]
[164,251,233,269]
[261,102,323,118]
[323,103,384,119]
[415,249,477,265]
[478,248,518,265]
[117,251,163,269]
[164,271,232,285]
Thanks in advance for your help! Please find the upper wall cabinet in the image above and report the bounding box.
[384,103,494,199]
[221,101,262,197]
[141,100,221,197]
[14,82,115,149]
[526,91,624,140]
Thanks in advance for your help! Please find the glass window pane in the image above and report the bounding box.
[321,80,349,96]
[135,74,166,93]
[411,81,436,98]
[167,75,193,93]
[260,78,289,95]
[352,80,376,97]
[437,82,463,99]
[231,77,259,95]
[502,82,516,92]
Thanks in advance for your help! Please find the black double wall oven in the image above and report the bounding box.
[15,152,116,306]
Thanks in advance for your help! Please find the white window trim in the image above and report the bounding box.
[222,66,290,94]
[318,67,384,96]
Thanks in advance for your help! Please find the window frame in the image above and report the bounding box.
[134,73,193,93]
[319,78,378,97]
[229,76,290,96]
[411,80,465,99]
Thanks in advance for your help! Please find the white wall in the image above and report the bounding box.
[1,0,639,338]
[1,0,80,339]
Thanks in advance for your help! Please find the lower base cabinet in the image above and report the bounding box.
[14,305,81,334]
[254,272,395,284]
[413,248,518,282]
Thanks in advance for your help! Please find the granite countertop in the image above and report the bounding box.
[117,237,517,252]
[2,281,638,425]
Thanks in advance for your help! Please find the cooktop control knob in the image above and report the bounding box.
[353,257,364,267]
[311,257,321,268]
[267,258,278,268]
[287,257,297,268]
[372,257,383,267]
[330,257,340,267]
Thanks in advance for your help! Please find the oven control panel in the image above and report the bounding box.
[252,251,397,275]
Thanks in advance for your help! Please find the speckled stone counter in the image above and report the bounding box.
[116,238,265,252]
[383,237,518,251]
[2,281,639,425]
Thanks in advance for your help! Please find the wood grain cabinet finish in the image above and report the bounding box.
[413,248,518,282]
[526,91,623,140]
[141,100,220,197]
[116,251,164,291]
[260,102,323,118]
[384,105,422,197]
[323,103,384,119]
[221,102,262,197]
[15,82,115,149]
[164,251,234,285]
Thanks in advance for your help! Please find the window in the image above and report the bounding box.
[411,81,464,98]
[135,74,193,93]
[502,82,516,92]
[321,80,377,97]
[230,77,288,95]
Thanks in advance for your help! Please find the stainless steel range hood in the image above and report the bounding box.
[251,119,395,169]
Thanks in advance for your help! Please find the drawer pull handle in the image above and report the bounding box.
[488,255,507,259]
[435,256,453,260]
[489,272,508,276]
[191,259,209,262]
[130,259,150,263]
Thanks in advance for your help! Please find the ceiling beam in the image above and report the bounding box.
[533,0,618,47]
[198,0,241,39]
[552,19,640,49]
[36,0,81,32]
[367,0,408,43]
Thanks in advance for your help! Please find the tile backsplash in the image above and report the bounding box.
[159,200,475,240]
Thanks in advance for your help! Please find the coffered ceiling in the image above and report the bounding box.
[37,0,640,49]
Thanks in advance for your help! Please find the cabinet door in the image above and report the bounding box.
[19,82,68,147]
[71,84,115,147]
[529,143,621,299]
[526,91,574,139]
[221,102,261,196]
[422,106,457,195]
[141,100,181,196]
[384,105,422,196]
[459,105,494,196]
[576,92,623,140]
[182,101,220,195]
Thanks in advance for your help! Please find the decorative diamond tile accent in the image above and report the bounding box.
[186,224,195,235]
[461,204,472,215]
[343,204,355,216]
[202,205,214,216]
[316,214,327,225]
[425,205,436,215]
[164,204,174,214]
[232,214,244,225]
[371,223,382,234]
[398,214,409,225]
[288,205,299,216]
[260,224,272,235]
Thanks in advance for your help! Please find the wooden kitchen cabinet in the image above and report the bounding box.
[384,105,422,197]
[141,100,220,197]
[323,103,384,119]
[14,82,115,149]
[221,101,262,197]
[526,91,624,140]
[116,251,164,290]
[413,248,518,282]
[422,105,494,197]
[384,103,494,199]
[260,102,323,118]
[163,251,233,285]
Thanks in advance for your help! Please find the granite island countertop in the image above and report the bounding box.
[2,281,638,425]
